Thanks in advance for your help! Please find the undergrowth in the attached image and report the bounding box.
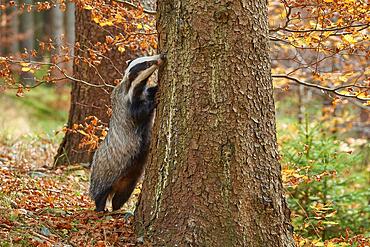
[279,120,369,246]
[0,89,368,246]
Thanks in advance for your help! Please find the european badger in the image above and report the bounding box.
[89,54,165,212]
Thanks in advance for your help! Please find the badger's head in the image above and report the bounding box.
[122,54,166,101]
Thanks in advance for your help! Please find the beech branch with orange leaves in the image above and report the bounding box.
[112,0,156,15]
[3,57,369,103]
[272,75,370,101]
[2,58,115,89]
[274,23,370,34]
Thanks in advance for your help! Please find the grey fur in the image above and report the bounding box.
[89,54,164,211]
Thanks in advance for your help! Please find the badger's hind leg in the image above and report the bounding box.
[112,177,137,211]
[94,188,111,212]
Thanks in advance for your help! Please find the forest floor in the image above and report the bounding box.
[0,137,143,246]
[1,138,368,247]
[0,87,368,246]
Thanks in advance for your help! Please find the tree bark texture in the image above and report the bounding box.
[54,9,128,165]
[136,1,295,246]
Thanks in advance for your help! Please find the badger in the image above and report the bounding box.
[89,54,165,212]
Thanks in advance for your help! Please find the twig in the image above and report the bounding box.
[269,0,292,33]
[276,23,370,33]
[113,0,157,15]
[285,189,322,238]
[6,0,157,15]
[0,223,12,229]
[30,230,55,244]
[42,221,77,247]
[4,58,115,89]
[272,74,370,101]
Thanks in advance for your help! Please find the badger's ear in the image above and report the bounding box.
[126,59,133,66]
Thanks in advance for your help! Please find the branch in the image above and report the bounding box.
[113,0,157,15]
[272,75,370,101]
[7,0,157,15]
[271,23,370,34]
[4,58,115,89]
[269,0,292,33]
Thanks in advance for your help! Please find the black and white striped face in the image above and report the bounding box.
[124,54,165,98]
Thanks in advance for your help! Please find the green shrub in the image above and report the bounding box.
[279,121,369,240]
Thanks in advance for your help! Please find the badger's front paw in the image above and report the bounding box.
[146,86,158,101]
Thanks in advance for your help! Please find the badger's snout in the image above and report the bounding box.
[157,53,166,66]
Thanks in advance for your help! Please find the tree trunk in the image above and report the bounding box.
[135,1,295,246]
[19,0,34,86]
[0,0,19,55]
[54,8,127,166]
[0,4,6,56]
[50,2,64,69]
[42,9,52,42]
[9,0,19,54]
[65,1,75,76]
[19,0,34,52]
[50,2,65,94]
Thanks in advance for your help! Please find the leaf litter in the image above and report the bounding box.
[0,137,145,246]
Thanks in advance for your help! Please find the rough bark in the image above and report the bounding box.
[136,0,295,246]
[54,8,127,166]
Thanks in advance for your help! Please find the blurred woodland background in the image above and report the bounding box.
[0,0,369,246]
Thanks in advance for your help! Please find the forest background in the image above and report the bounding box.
[0,0,369,246]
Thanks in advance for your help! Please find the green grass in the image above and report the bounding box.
[0,86,69,140]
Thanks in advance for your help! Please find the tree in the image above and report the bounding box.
[50,2,64,78]
[54,7,126,165]
[65,1,75,76]
[54,1,157,166]
[9,0,19,54]
[19,0,34,86]
[135,0,295,246]
[269,0,369,103]
[0,0,19,55]
[19,0,33,52]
